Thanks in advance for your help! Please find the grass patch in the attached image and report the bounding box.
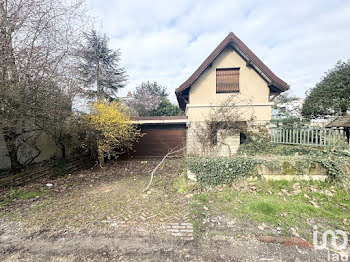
[193,179,350,240]
[173,172,199,194]
[247,199,279,216]
[1,198,13,207]
[190,199,206,238]
[32,198,53,210]
[5,188,45,200]
[1,188,47,207]
[11,189,45,200]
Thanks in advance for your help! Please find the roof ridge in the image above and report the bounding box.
[176,32,289,96]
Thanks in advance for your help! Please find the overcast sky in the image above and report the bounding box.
[86,0,350,102]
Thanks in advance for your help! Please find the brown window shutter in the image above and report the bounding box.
[216,68,240,93]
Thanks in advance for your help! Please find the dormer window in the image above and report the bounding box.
[216,68,240,93]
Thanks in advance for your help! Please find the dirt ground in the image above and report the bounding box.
[0,160,331,261]
[0,217,329,262]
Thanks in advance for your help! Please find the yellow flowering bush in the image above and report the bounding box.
[84,100,142,165]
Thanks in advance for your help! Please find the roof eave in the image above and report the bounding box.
[175,32,290,110]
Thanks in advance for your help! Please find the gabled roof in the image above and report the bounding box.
[176,32,290,110]
[326,115,350,128]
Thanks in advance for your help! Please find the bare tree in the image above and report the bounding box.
[0,0,89,171]
[125,82,163,116]
[192,95,257,157]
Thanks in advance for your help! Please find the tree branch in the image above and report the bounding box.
[143,146,185,192]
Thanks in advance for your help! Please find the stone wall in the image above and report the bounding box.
[216,130,240,157]
[0,134,11,169]
[255,162,329,181]
[187,122,240,157]
[0,132,71,170]
[187,158,350,182]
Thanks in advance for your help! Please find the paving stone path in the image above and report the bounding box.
[102,219,194,241]
[160,222,194,240]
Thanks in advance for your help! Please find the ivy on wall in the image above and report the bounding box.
[186,157,260,186]
[186,151,349,187]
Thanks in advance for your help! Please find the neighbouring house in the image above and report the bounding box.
[175,32,289,156]
[271,99,304,121]
[326,115,350,144]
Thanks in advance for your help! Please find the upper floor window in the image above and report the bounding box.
[216,68,240,93]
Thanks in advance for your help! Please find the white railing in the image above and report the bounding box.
[270,127,348,146]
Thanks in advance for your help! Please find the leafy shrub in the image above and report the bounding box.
[84,100,143,165]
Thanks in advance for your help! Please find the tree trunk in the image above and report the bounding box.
[340,103,347,116]
[57,141,66,159]
[96,59,101,97]
[3,130,22,172]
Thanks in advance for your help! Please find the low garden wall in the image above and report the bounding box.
[255,161,329,181]
[186,155,350,186]
[0,132,73,170]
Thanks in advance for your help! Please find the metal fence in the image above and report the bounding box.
[270,127,348,146]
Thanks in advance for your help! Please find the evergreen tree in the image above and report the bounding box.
[302,60,350,118]
[78,29,127,99]
[151,97,184,116]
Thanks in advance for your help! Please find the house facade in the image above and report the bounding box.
[176,32,289,156]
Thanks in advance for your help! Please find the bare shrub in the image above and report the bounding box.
[191,95,260,156]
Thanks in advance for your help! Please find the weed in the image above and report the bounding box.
[1,189,46,207]
[190,201,206,238]
[1,197,12,207]
[173,175,198,194]
[9,189,46,200]
[248,200,279,216]
[32,198,53,210]
[194,194,209,204]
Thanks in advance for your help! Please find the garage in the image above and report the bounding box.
[130,116,187,158]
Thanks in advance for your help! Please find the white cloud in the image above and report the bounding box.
[87,0,350,102]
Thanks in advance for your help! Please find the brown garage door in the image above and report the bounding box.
[131,124,186,158]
